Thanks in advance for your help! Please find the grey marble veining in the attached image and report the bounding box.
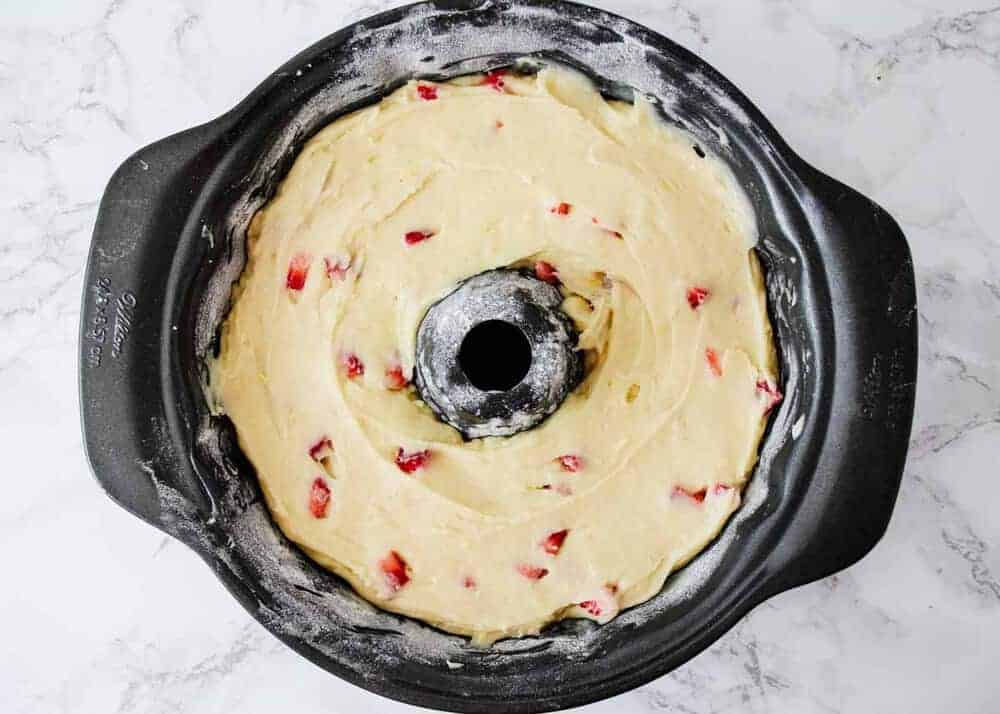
[2,1,998,712]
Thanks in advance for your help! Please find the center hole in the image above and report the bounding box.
[459,320,532,392]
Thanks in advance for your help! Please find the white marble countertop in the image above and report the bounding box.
[3,1,998,712]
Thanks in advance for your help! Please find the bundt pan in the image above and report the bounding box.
[79,1,917,711]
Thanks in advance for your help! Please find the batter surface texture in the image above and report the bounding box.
[212,67,780,644]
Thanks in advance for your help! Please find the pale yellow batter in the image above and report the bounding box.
[212,66,781,644]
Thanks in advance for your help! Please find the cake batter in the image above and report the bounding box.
[212,66,781,644]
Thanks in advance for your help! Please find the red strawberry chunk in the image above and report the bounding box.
[687,286,710,309]
[308,436,333,461]
[462,576,477,590]
[324,255,351,280]
[516,563,549,580]
[309,477,331,518]
[550,202,572,216]
[542,529,569,556]
[404,230,435,246]
[341,353,365,379]
[579,599,602,616]
[535,261,560,285]
[672,485,708,503]
[385,364,410,391]
[756,378,783,414]
[483,69,507,92]
[286,252,312,290]
[706,347,722,377]
[556,454,583,472]
[379,550,410,591]
[395,448,431,474]
[579,584,620,620]
[417,84,438,101]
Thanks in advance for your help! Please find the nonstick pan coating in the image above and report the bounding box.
[80,2,917,711]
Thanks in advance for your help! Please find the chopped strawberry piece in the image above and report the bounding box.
[385,364,410,391]
[483,69,507,92]
[308,436,333,461]
[687,286,710,309]
[550,202,572,216]
[706,347,722,377]
[462,576,477,590]
[672,485,707,503]
[309,477,331,518]
[417,84,438,101]
[516,563,549,580]
[542,529,569,556]
[324,255,351,280]
[341,353,365,379]
[395,448,431,474]
[579,599,602,616]
[579,584,620,620]
[404,230,435,246]
[379,550,410,591]
[712,484,733,496]
[286,252,312,291]
[756,378,783,414]
[556,454,583,472]
[535,260,560,285]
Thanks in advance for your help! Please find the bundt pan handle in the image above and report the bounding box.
[79,125,225,531]
[765,167,917,594]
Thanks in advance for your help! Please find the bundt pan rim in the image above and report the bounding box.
[79,1,917,711]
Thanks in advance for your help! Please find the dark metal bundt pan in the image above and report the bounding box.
[80,1,917,711]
